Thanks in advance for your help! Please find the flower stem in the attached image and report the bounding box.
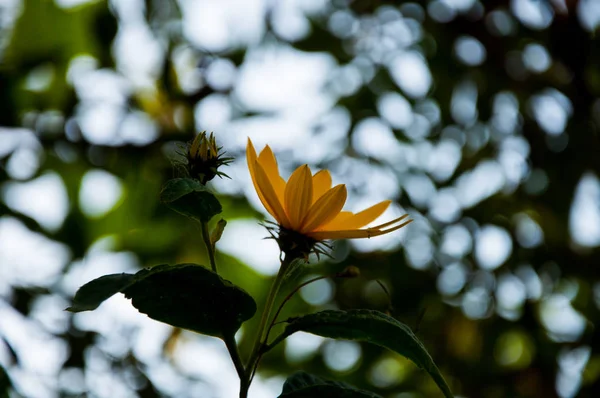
[224,333,245,381]
[243,274,329,383]
[239,255,294,397]
[263,274,328,345]
[201,221,217,273]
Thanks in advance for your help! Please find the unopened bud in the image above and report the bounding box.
[186,132,233,184]
[210,218,227,247]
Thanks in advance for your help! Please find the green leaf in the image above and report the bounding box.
[279,372,382,398]
[270,310,453,398]
[66,264,256,339]
[66,273,135,312]
[122,264,256,338]
[160,178,222,222]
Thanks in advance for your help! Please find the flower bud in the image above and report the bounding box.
[186,132,233,184]
[210,218,227,248]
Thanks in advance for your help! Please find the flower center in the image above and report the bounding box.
[277,226,318,259]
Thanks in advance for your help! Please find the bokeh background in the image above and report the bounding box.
[1,0,600,397]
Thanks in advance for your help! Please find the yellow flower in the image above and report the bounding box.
[246,138,412,245]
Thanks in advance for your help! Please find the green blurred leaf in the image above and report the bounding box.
[3,0,111,109]
[279,371,382,398]
[4,0,104,65]
[270,310,453,398]
[160,178,222,222]
[66,273,135,312]
[123,264,256,338]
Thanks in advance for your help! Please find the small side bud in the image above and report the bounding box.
[210,219,227,248]
[186,132,233,184]
[337,265,360,278]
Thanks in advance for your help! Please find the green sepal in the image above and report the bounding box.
[270,310,453,398]
[160,178,222,222]
[279,372,382,398]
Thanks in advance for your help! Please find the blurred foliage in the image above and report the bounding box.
[1,0,600,397]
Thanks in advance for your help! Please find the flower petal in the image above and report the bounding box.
[190,134,201,156]
[368,213,410,230]
[258,145,286,205]
[247,139,278,219]
[254,160,291,228]
[307,217,413,240]
[317,211,354,230]
[301,184,347,233]
[285,165,313,230]
[320,200,392,231]
[312,169,332,204]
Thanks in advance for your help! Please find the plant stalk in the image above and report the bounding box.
[239,255,294,398]
[224,334,245,381]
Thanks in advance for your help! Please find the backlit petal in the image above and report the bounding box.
[368,213,410,230]
[301,184,347,233]
[307,217,413,240]
[285,165,313,229]
[317,211,354,230]
[247,139,278,219]
[258,146,286,205]
[246,138,258,169]
[320,200,392,231]
[254,160,291,228]
[312,169,332,204]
